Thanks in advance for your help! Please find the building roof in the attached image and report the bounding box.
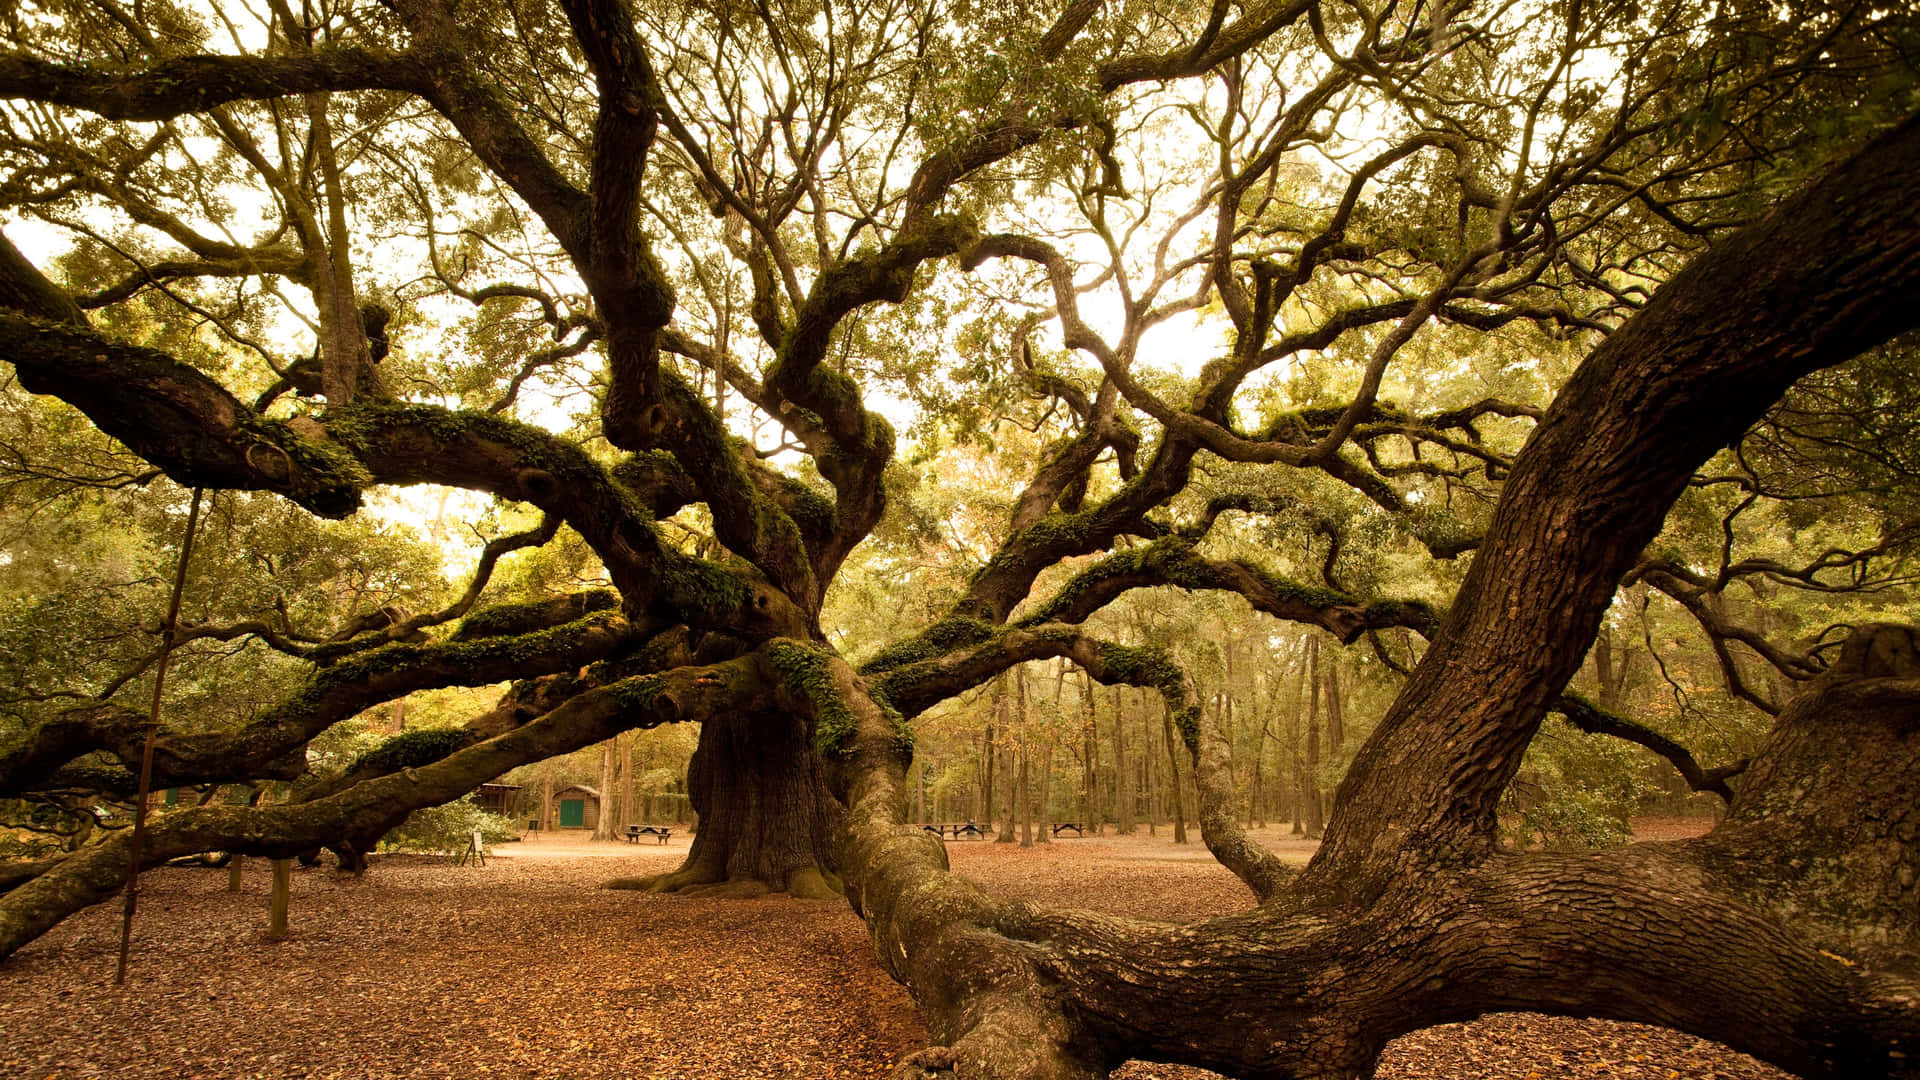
[552,784,601,799]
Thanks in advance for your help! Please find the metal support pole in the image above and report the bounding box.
[115,487,205,985]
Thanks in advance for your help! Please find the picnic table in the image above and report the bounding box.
[921,822,988,840]
[1050,822,1087,837]
[626,824,673,844]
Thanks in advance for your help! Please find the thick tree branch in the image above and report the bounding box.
[1551,691,1747,801]
[1312,110,1920,891]
[0,49,430,121]
[1012,536,1437,642]
[0,610,639,797]
[0,651,766,960]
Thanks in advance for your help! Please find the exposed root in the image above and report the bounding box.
[601,863,842,899]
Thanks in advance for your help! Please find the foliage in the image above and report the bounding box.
[378,795,520,853]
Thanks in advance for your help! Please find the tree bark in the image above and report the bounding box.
[1112,685,1132,833]
[1305,634,1324,840]
[663,705,844,897]
[593,739,617,841]
[622,731,635,831]
[1161,703,1188,844]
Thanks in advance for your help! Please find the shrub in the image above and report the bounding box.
[379,796,520,853]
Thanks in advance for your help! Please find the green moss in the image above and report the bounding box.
[1095,641,1187,700]
[1019,510,1096,552]
[240,416,372,517]
[1233,560,1353,609]
[608,673,670,714]
[352,727,468,773]
[1365,598,1440,637]
[767,639,861,760]
[1022,536,1381,631]
[860,615,997,675]
[454,590,618,640]
[657,558,753,621]
[1171,704,1202,750]
[870,685,915,760]
[323,402,660,537]
[780,480,839,537]
[278,610,627,732]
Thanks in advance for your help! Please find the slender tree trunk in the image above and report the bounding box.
[1306,635,1324,840]
[1113,685,1132,833]
[593,740,617,841]
[1288,642,1306,835]
[1162,703,1189,845]
[1080,671,1097,834]
[622,731,635,830]
[983,681,1000,833]
[996,740,1018,842]
[1324,655,1344,755]
[1136,687,1152,834]
[227,855,243,893]
[1593,624,1620,709]
[974,729,987,825]
[997,677,1020,843]
[540,772,553,832]
[1019,667,1033,846]
[1018,742,1033,848]
[1039,742,1054,844]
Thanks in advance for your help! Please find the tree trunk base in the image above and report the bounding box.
[603,706,846,896]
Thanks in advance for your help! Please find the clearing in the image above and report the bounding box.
[0,823,1785,1079]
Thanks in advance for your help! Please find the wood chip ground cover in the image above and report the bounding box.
[0,826,1788,1079]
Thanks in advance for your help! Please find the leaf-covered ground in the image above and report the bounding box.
[0,825,1788,1079]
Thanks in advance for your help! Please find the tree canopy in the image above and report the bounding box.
[3,0,1920,1075]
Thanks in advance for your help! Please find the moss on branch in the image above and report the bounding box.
[350,727,470,773]
[454,590,619,640]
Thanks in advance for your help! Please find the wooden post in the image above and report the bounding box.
[227,855,244,893]
[266,858,291,941]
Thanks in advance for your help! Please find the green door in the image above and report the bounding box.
[559,799,585,827]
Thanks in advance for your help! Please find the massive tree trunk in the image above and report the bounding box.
[662,706,844,898]
[1693,623,1920,968]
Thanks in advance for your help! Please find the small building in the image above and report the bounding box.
[550,784,601,830]
[473,782,522,818]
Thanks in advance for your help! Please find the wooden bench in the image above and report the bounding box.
[921,822,988,840]
[626,824,673,844]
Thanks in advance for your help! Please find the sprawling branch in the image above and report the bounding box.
[0,610,639,796]
[0,651,766,960]
[859,627,1287,899]
[1311,111,1920,891]
[1013,536,1437,642]
[0,49,430,121]
[0,314,370,516]
[1552,691,1747,801]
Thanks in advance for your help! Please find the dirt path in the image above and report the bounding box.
[0,825,1782,1079]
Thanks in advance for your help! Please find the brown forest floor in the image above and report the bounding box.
[0,820,1787,1080]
